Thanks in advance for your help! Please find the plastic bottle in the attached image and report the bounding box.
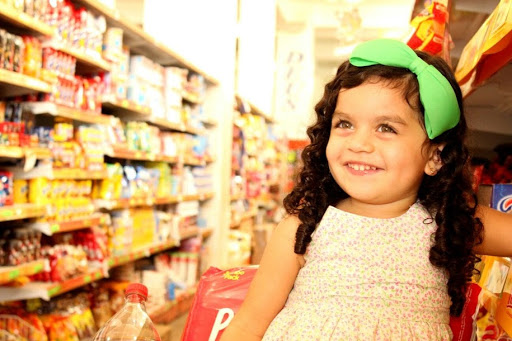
[93,283,161,341]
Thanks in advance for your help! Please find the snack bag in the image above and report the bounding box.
[181,266,258,341]
[406,0,449,55]
[450,282,482,341]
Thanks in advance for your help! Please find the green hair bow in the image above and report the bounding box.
[349,39,460,139]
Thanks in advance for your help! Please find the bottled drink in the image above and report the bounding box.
[93,283,161,341]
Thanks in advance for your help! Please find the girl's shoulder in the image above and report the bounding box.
[275,215,305,267]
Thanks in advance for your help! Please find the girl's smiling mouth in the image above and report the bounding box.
[345,162,381,174]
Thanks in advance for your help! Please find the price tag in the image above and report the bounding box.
[1,209,13,217]
[50,224,59,233]
[34,262,44,273]
[48,285,61,297]
[8,269,20,280]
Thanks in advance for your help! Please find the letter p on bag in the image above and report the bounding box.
[209,308,234,341]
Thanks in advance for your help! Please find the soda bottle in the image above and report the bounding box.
[93,283,161,341]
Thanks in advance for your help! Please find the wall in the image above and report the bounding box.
[273,23,315,140]
[236,0,277,115]
[141,0,238,84]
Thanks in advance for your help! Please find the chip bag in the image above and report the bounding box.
[406,0,449,55]
[450,282,482,341]
[181,266,258,341]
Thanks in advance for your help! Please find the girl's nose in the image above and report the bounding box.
[347,130,374,153]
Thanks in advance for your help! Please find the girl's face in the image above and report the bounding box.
[326,80,437,211]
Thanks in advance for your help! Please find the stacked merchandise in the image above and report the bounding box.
[0,0,219,339]
[229,96,285,265]
[470,146,512,339]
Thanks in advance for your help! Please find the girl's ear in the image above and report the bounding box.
[424,144,445,176]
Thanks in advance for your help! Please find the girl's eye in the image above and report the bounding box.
[335,120,352,129]
[378,124,396,134]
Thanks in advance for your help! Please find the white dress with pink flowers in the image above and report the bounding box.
[262,202,452,340]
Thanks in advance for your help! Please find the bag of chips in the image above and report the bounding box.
[181,266,258,341]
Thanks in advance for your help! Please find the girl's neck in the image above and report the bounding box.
[336,196,417,219]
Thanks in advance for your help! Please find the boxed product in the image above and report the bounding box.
[491,184,512,212]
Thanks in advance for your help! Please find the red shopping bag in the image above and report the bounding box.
[181,266,258,341]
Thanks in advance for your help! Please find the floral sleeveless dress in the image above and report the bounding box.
[262,202,452,340]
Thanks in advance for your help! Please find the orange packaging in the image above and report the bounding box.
[495,262,512,335]
[406,0,449,55]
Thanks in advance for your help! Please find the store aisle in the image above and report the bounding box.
[156,313,189,341]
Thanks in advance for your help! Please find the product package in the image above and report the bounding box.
[181,266,258,341]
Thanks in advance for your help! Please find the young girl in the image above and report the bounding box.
[220,39,512,340]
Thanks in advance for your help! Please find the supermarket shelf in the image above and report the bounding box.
[95,192,214,210]
[0,69,52,98]
[182,91,203,105]
[102,97,152,116]
[9,162,108,180]
[22,101,113,125]
[0,260,46,285]
[0,229,212,300]
[95,196,154,210]
[108,226,207,269]
[180,226,200,240]
[148,117,201,135]
[201,118,218,127]
[0,146,51,159]
[108,239,178,269]
[184,156,209,167]
[0,203,47,222]
[0,268,104,301]
[230,193,245,202]
[149,286,197,323]
[29,214,104,236]
[106,148,182,164]
[106,148,159,161]
[71,0,219,85]
[230,209,258,229]
[54,44,111,74]
[52,168,107,180]
[201,227,213,239]
[0,3,55,36]
[154,192,214,205]
[235,95,275,124]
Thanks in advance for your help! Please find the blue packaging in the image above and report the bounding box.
[491,184,512,213]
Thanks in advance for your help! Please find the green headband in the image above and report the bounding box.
[349,39,460,139]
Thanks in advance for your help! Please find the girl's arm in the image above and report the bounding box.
[220,215,304,341]
[475,205,512,256]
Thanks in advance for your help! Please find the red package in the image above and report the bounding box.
[181,266,258,341]
[449,283,482,341]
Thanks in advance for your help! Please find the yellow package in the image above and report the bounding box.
[29,178,51,205]
[13,179,28,204]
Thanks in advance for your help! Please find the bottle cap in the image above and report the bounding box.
[125,283,148,300]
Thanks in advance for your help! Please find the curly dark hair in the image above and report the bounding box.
[284,50,484,316]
